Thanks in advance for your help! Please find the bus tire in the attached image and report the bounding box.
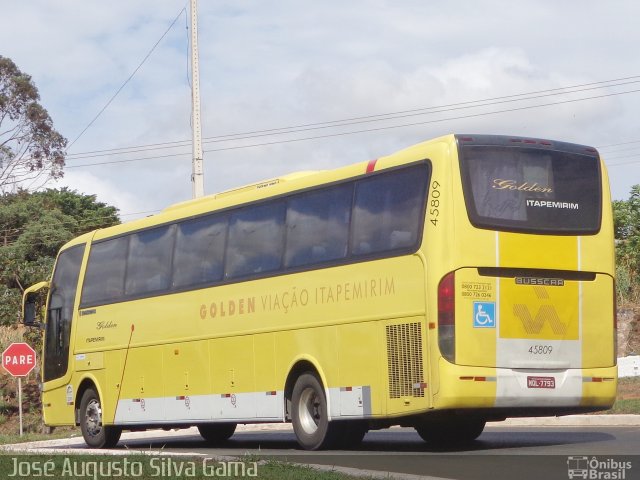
[79,388,121,448]
[197,423,237,443]
[291,373,339,450]
[415,417,485,446]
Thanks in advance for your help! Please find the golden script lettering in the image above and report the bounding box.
[492,179,553,193]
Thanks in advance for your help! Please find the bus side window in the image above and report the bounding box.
[172,215,227,289]
[81,237,128,306]
[225,202,286,279]
[351,166,428,256]
[125,225,175,296]
[285,184,352,269]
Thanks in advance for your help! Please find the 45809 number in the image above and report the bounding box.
[429,180,441,226]
[528,345,553,355]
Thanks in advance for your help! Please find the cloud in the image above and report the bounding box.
[51,170,156,219]
[2,0,640,212]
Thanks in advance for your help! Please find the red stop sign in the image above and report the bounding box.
[2,342,37,377]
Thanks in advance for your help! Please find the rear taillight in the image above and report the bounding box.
[438,272,456,363]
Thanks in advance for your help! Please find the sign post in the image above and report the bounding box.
[2,342,37,436]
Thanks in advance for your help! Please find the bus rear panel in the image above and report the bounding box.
[434,135,616,416]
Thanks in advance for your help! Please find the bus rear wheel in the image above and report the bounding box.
[415,417,485,446]
[79,388,122,448]
[291,373,341,450]
[197,423,237,443]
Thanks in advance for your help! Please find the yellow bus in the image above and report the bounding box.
[23,133,617,450]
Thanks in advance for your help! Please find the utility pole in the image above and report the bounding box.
[190,0,205,198]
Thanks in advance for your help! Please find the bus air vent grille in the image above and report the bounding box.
[386,322,424,398]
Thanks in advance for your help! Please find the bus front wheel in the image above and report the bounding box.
[197,423,237,443]
[79,388,122,448]
[291,373,339,450]
[415,417,485,446]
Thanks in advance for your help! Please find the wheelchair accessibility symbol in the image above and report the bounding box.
[473,302,496,328]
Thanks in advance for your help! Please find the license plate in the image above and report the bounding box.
[527,376,556,389]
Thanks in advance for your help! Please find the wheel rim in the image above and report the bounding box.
[298,387,322,435]
[84,399,103,438]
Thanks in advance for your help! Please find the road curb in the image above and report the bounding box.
[489,414,640,427]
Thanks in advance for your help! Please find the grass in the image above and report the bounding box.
[606,376,640,414]
[589,376,640,414]
[606,398,640,414]
[0,430,79,445]
[0,455,361,480]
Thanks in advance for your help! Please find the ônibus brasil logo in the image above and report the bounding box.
[567,456,633,480]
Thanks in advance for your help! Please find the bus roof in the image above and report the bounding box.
[162,170,321,214]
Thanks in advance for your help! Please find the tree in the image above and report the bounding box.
[0,56,66,193]
[613,185,640,303]
[0,188,119,326]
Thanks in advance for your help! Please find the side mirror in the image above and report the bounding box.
[22,281,50,328]
[23,293,38,327]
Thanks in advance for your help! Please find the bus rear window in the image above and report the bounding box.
[459,145,601,234]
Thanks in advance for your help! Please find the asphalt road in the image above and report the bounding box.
[130,426,640,479]
[10,424,638,480]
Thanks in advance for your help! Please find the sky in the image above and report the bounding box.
[1,1,640,220]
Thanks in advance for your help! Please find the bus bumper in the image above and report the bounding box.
[433,359,617,413]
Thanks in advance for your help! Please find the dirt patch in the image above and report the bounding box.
[617,377,640,401]
[0,374,47,435]
[618,306,640,356]
[627,316,640,356]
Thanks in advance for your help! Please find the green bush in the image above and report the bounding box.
[614,186,640,304]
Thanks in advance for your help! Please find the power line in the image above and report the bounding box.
[200,78,640,144]
[608,158,640,167]
[66,139,192,158]
[598,145,640,155]
[603,152,640,161]
[598,140,640,149]
[65,86,640,169]
[65,74,640,161]
[65,151,191,169]
[66,6,187,151]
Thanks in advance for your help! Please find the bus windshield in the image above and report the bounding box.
[459,142,601,234]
